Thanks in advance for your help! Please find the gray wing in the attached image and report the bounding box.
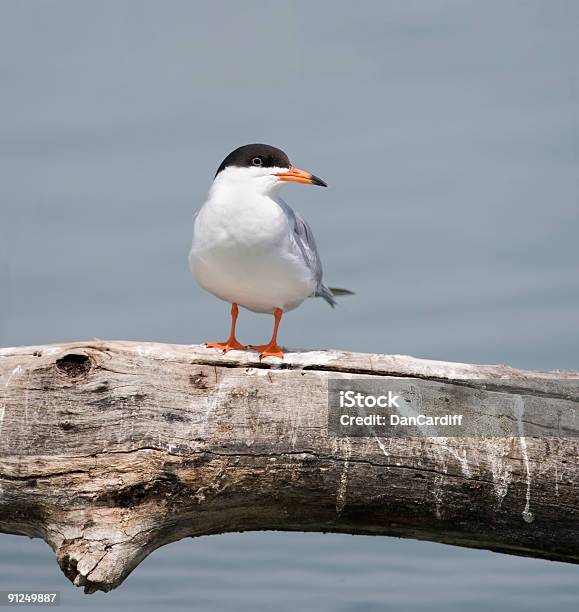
[276,197,337,307]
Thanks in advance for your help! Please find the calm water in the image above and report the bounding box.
[1,1,578,610]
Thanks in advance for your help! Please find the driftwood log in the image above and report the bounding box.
[0,341,577,594]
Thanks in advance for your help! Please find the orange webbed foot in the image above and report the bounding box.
[206,339,247,354]
[249,343,284,360]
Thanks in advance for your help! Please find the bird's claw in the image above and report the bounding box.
[205,340,247,354]
[249,343,284,360]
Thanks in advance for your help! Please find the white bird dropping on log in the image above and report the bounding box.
[189,143,352,360]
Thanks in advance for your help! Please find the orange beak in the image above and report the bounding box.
[275,166,327,187]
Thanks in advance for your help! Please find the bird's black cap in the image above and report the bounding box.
[215,144,291,177]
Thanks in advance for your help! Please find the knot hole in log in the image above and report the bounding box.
[55,353,93,379]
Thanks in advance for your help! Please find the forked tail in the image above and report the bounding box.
[315,285,355,308]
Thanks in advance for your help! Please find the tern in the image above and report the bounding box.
[189,143,352,360]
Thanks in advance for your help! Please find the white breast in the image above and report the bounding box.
[189,183,316,314]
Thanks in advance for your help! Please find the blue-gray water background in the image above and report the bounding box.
[1,1,578,610]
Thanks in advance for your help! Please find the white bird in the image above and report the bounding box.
[189,144,352,359]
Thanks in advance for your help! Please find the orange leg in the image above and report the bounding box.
[206,303,247,353]
[250,308,284,360]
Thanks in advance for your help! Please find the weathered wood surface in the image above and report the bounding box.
[0,341,577,593]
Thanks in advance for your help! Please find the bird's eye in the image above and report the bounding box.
[251,157,263,167]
